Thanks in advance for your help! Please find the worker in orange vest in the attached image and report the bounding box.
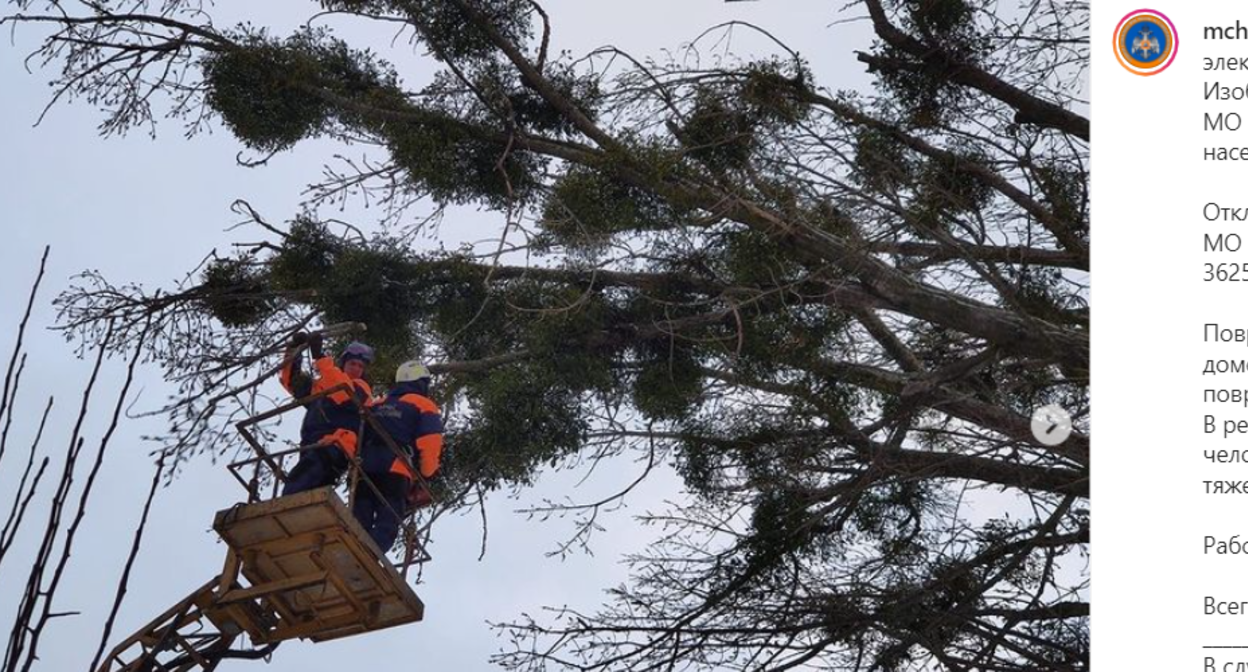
[353,360,443,551]
[279,333,375,496]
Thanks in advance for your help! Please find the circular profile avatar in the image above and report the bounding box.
[1114,9,1177,76]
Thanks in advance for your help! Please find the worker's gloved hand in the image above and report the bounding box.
[289,331,309,347]
[307,333,324,359]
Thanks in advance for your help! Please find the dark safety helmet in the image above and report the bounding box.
[338,341,375,367]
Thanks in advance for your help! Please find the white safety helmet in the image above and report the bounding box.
[395,361,432,383]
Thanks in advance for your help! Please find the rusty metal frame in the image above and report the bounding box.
[95,578,237,672]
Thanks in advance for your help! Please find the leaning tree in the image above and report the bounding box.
[5,0,1088,670]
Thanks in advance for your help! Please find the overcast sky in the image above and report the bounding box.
[0,3,877,670]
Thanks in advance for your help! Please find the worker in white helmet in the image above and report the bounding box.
[353,360,443,551]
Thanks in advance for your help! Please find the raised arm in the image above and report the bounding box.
[279,334,313,398]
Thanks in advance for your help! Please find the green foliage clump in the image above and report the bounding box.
[673,436,722,498]
[199,256,273,327]
[617,135,692,185]
[852,481,930,551]
[734,306,848,381]
[513,285,618,392]
[275,229,472,364]
[204,27,399,152]
[854,127,914,193]
[909,323,965,370]
[475,61,603,137]
[680,90,758,170]
[269,222,521,366]
[208,22,543,206]
[204,38,327,151]
[413,259,506,363]
[379,110,541,207]
[268,217,342,291]
[746,488,824,570]
[915,149,993,216]
[541,167,677,249]
[317,242,422,355]
[717,227,804,287]
[809,202,856,239]
[1033,162,1089,236]
[739,60,812,125]
[673,419,786,498]
[323,0,532,63]
[734,447,933,576]
[1005,265,1077,325]
[445,363,588,490]
[630,339,703,421]
[676,60,810,170]
[873,0,988,126]
[752,180,856,243]
[903,0,978,38]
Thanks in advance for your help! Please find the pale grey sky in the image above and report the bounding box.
[0,3,877,670]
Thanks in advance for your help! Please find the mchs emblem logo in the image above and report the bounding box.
[1131,28,1161,58]
[1114,10,1177,76]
